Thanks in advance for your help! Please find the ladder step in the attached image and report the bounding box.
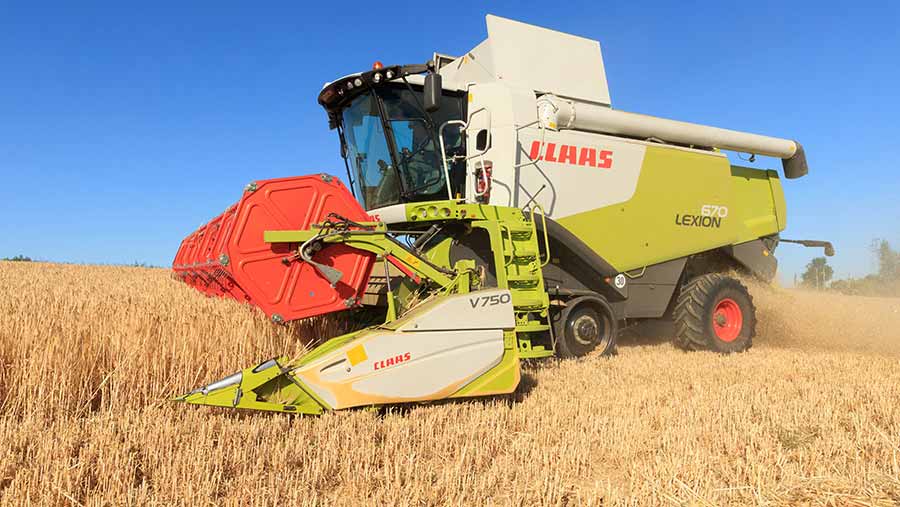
[515,322,550,333]
[513,299,546,310]
[506,248,537,259]
[506,274,540,284]
[505,227,533,239]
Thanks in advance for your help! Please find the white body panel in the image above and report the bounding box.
[344,330,503,399]
[291,289,515,409]
[439,15,610,106]
[391,289,516,332]
[366,203,408,224]
[484,15,610,105]
[509,129,647,218]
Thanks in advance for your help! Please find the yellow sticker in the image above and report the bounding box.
[403,252,421,268]
[346,345,368,366]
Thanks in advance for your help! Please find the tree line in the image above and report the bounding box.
[801,239,900,297]
[2,255,32,262]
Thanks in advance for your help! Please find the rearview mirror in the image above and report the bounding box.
[424,72,441,113]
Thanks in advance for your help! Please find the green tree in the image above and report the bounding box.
[871,239,899,281]
[2,254,32,262]
[800,257,833,289]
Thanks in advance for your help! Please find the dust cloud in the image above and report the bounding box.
[750,281,900,356]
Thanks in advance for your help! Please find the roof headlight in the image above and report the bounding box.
[373,73,382,83]
[385,70,394,80]
[354,78,363,87]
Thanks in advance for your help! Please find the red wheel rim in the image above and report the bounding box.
[712,298,743,342]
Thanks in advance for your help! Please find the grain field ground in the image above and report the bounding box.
[1,261,899,506]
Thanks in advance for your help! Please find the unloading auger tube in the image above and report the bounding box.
[536,94,809,179]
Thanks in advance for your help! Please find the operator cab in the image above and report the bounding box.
[318,64,467,211]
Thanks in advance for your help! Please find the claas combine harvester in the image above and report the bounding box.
[173,16,832,414]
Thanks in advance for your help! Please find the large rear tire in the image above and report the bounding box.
[673,273,756,353]
[554,296,618,358]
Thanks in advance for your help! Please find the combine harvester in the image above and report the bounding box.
[174,16,832,414]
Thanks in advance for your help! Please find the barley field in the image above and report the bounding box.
[1,261,899,506]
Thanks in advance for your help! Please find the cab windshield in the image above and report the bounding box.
[339,84,465,210]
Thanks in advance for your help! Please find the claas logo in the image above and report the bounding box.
[373,352,412,370]
[529,141,613,169]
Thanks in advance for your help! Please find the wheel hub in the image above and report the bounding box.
[712,298,743,342]
[572,315,599,345]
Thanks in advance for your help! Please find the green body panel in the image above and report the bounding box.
[558,146,787,272]
[450,332,520,397]
[265,223,456,289]
[729,166,784,240]
[768,170,788,230]
[179,358,329,414]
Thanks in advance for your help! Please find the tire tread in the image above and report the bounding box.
[673,273,756,352]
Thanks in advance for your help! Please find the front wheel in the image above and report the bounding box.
[673,273,756,353]
[554,296,618,358]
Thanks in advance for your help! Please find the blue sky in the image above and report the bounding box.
[1,1,898,284]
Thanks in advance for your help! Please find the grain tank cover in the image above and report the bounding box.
[442,15,611,105]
